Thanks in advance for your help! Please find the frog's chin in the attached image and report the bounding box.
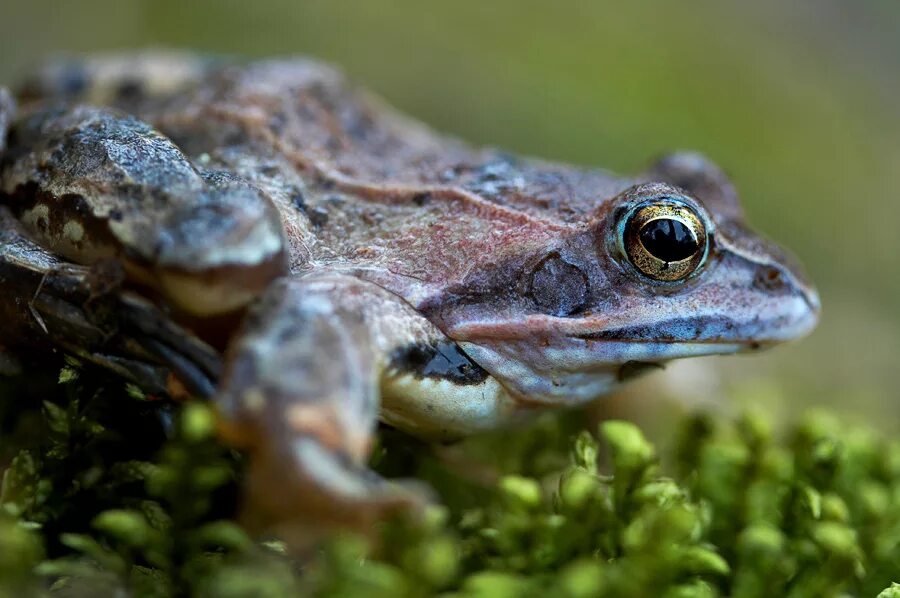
[457,339,746,406]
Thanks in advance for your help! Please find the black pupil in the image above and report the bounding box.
[638,218,699,262]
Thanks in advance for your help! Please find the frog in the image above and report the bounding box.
[0,52,819,529]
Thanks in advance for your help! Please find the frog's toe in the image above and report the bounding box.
[239,435,432,531]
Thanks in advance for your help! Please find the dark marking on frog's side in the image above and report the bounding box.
[259,164,281,177]
[2,182,119,250]
[315,175,336,191]
[411,192,431,207]
[290,191,308,211]
[617,360,665,382]
[390,340,489,385]
[308,206,329,228]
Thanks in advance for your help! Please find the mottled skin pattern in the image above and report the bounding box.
[3,106,288,316]
[0,53,819,528]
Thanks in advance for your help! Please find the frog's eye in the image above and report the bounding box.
[623,201,708,282]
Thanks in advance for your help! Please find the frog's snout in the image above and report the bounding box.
[721,236,821,345]
[753,255,819,304]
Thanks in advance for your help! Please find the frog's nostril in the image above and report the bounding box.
[753,266,786,292]
[752,262,820,324]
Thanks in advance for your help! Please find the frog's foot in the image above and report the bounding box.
[0,207,221,396]
[217,275,432,531]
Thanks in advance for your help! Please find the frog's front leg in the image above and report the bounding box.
[216,274,434,529]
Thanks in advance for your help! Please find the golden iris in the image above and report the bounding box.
[623,202,708,282]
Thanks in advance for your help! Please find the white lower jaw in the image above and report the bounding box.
[380,373,524,440]
[458,340,746,406]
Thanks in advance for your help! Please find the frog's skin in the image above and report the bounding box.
[0,53,819,526]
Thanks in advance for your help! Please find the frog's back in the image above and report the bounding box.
[141,58,631,218]
[12,54,635,304]
[163,58,638,298]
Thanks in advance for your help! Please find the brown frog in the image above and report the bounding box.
[0,53,819,527]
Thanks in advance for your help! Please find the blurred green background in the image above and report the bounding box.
[1,0,898,432]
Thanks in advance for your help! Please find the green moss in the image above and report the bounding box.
[0,363,898,597]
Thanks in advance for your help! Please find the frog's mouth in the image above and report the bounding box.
[450,298,819,406]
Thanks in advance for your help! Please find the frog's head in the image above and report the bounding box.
[437,153,820,405]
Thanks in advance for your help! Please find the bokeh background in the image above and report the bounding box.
[2,0,898,436]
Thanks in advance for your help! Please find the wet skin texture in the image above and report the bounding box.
[0,53,819,529]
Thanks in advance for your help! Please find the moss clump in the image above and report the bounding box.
[0,362,898,597]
